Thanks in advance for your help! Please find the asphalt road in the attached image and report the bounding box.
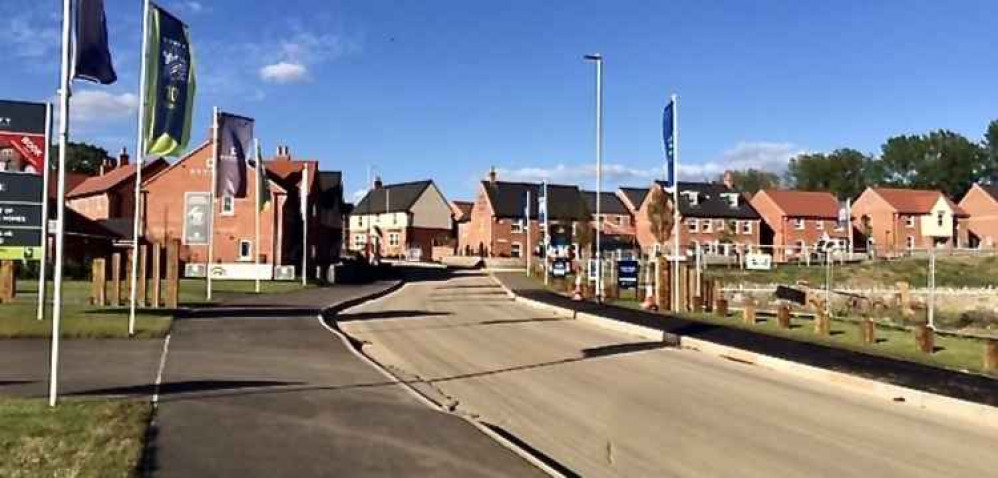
[148,280,543,478]
[340,271,998,477]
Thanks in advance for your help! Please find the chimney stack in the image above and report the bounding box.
[118,147,130,167]
[488,166,497,184]
[275,145,291,159]
[374,176,383,189]
[722,170,734,189]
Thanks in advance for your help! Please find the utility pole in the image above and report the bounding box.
[585,53,604,302]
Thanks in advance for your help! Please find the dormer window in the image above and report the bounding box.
[721,192,739,208]
[682,190,699,206]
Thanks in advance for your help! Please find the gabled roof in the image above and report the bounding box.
[68,159,169,198]
[871,187,966,216]
[654,181,761,219]
[481,181,589,220]
[266,157,320,193]
[581,191,630,215]
[757,189,840,219]
[619,187,649,210]
[451,201,474,221]
[353,180,433,215]
[973,183,998,203]
[316,171,343,208]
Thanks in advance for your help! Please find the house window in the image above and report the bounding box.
[238,239,252,261]
[906,236,915,250]
[793,218,805,230]
[687,219,698,233]
[511,220,523,233]
[937,211,945,227]
[393,213,399,225]
[221,195,235,215]
[616,216,624,226]
[742,221,752,234]
[353,235,366,248]
[511,242,522,258]
[701,219,712,233]
[905,216,915,228]
[816,220,824,231]
[796,240,807,254]
[388,233,400,247]
[722,193,739,208]
[683,191,699,206]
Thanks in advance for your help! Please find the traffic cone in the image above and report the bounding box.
[641,283,658,311]
[572,274,584,301]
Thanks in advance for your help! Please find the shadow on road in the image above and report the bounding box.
[0,380,36,387]
[67,380,304,398]
[337,310,453,322]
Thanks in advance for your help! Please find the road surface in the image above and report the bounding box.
[340,270,998,477]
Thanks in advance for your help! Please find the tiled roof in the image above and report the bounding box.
[619,187,649,209]
[266,157,319,192]
[977,184,998,203]
[451,201,473,221]
[872,188,966,216]
[481,181,589,220]
[654,181,761,219]
[758,189,840,218]
[353,180,433,215]
[581,191,630,215]
[67,159,168,198]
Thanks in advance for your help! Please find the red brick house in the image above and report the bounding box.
[459,175,589,258]
[348,179,453,260]
[582,190,636,250]
[851,187,968,254]
[66,149,168,222]
[959,183,998,249]
[633,180,762,257]
[751,189,849,262]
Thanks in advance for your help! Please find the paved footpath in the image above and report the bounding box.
[147,280,544,477]
[341,271,998,477]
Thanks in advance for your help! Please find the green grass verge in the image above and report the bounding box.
[706,255,998,289]
[609,297,994,376]
[0,398,150,478]
[1,279,312,339]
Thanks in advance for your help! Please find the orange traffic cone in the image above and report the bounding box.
[572,275,584,301]
[641,283,658,311]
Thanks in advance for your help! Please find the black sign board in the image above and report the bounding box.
[617,260,640,289]
[0,228,42,247]
[550,258,570,278]
[0,172,43,203]
[0,204,42,227]
[775,285,807,305]
[0,100,47,134]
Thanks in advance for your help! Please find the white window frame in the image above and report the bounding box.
[353,234,366,248]
[511,242,523,258]
[906,236,915,250]
[238,239,253,261]
[701,219,712,233]
[794,218,805,230]
[796,240,807,254]
[511,220,524,234]
[936,211,945,227]
[742,221,752,235]
[221,195,235,216]
[687,218,698,233]
[905,216,916,228]
[388,232,400,247]
[816,220,824,231]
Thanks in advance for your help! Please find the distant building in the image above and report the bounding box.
[349,179,453,260]
[459,172,589,258]
[751,189,849,262]
[633,178,762,256]
[851,187,968,254]
[960,183,998,248]
[581,190,636,251]
[67,149,168,222]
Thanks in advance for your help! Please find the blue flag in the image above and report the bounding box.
[73,0,117,85]
[662,99,676,187]
[217,112,253,199]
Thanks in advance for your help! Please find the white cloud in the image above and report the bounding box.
[58,90,139,125]
[498,163,660,185]
[259,62,309,84]
[681,142,806,180]
[184,1,204,13]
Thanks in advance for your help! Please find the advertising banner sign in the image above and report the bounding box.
[184,192,210,245]
[617,260,640,289]
[0,100,47,173]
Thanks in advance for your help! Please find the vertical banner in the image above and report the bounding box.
[183,192,210,244]
[257,141,271,211]
[216,113,253,198]
[143,5,196,157]
[662,99,676,187]
[73,0,117,85]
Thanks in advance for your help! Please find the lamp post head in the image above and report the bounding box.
[584,54,603,62]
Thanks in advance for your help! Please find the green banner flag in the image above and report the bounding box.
[143,5,196,157]
[257,142,272,211]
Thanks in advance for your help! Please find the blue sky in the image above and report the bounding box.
[2,1,997,202]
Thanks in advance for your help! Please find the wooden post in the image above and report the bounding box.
[914,324,934,354]
[715,297,728,318]
[814,308,830,336]
[984,339,998,374]
[138,245,148,307]
[90,258,107,306]
[111,252,122,306]
[165,240,180,309]
[692,295,704,313]
[151,243,162,308]
[656,259,670,311]
[861,319,876,345]
[743,300,756,325]
[777,304,791,329]
[0,260,15,303]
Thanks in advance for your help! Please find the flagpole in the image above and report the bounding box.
[37,103,53,321]
[128,0,152,337]
[301,165,308,286]
[254,138,261,293]
[671,93,680,312]
[206,106,218,300]
[526,189,531,276]
[49,0,74,408]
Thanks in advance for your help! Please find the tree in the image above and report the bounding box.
[720,168,780,194]
[47,142,110,175]
[646,186,674,250]
[982,120,998,183]
[879,130,984,198]
[785,148,873,199]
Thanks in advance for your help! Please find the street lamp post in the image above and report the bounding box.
[585,53,603,303]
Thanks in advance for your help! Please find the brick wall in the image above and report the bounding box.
[960,185,998,248]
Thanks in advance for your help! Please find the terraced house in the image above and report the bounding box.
[751,189,849,262]
[349,179,454,260]
[851,187,968,254]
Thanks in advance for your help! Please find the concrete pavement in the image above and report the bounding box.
[340,270,998,477]
[147,280,544,477]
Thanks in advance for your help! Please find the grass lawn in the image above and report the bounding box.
[0,278,312,339]
[0,398,150,478]
[706,255,998,289]
[609,297,995,376]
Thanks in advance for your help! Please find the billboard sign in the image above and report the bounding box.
[745,253,773,271]
[617,260,639,289]
[550,258,570,278]
[184,192,210,244]
[0,100,47,173]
